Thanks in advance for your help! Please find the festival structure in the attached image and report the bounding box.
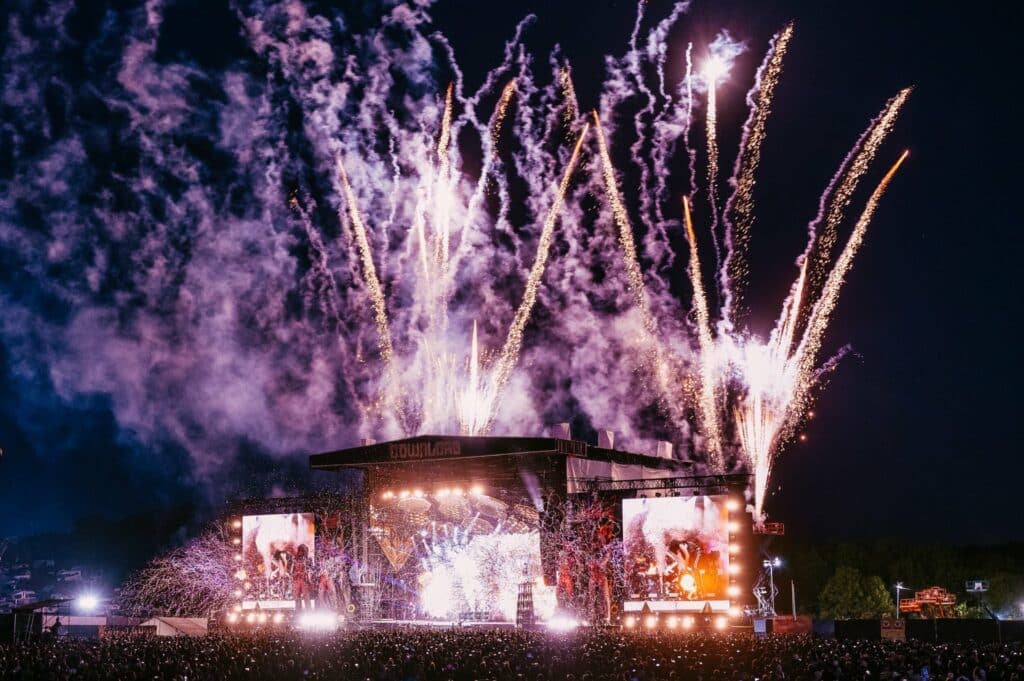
[221,428,752,629]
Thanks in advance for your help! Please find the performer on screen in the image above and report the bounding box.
[292,544,312,610]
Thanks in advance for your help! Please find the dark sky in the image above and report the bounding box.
[0,0,1019,546]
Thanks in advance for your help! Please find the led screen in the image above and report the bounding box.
[241,512,315,606]
[622,495,729,603]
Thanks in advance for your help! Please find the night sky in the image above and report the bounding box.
[0,0,1018,547]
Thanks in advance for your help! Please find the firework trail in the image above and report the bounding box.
[491,79,518,152]
[559,67,579,128]
[486,123,590,425]
[721,23,794,325]
[337,159,398,391]
[704,59,723,266]
[804,89,912,296]
[683,196,725,470]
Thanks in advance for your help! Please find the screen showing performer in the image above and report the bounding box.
[622,496,729,602]
[241,512,315,606]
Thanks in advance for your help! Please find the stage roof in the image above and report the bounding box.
[309,435,691,472]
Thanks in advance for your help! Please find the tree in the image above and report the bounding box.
[818,565,893,619]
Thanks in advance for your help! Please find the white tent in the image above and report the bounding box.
[139,617,208,637]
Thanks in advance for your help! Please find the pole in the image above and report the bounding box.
[791,580,797,619]
[769,563,776,616]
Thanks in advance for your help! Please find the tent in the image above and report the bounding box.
[139,617,208,637]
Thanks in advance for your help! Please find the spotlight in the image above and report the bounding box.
[232,520,242,529]
[546,615,578,631]
[244,582,252,591]
[727,585,740,597]
[728,544,739,555]
[452,487,463,496]
[644,615,658,629]
[413,489,423,498]
[234,569,247,581]
[399,490,410,499]
[232,538,241,545]
[227,612,238,624]
[728,564,740,575]
[245,612,256,624]
[77,594,99,612]
[273,612,285,624]
[725,499,740,512]
[728,606,742,618]
[666,616,678,629]
[624,615,637,629]
[437,489,450,497]
[233,604,242,613]
[773,557,782,568]
[714,616,728,630]
[234,589,242,598]
[296,612,339,632]
[682,616,695,629]
[470,485,483,496]
[257,613,268,624]
[727,521,739,533]
[234,553,242,562]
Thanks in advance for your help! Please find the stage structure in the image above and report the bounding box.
[303,429,753,626]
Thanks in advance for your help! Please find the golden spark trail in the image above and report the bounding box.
[490,79,517,154]
[723,23,794,322]
[790,150,909,419]
[337,158,397,382]
[560,68,579,127]
[808,88,911,292]
[435,83,455,271]
[593,110,655,334]
[705,72,721,258]
[487,123,590,420]
[683,196,725,471]
[457,320,487,435]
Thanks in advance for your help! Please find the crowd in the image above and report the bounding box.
[2,629,1022,681]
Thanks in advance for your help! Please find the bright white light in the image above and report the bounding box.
[227,612,238,624]
[245,613,256,624]
[77,594,99,612]
[666,616,678,629]
[727,585,740,597]
[728,564,740,575]
[728,521,739,533]
[413,489,424,498]
[234,554,242,562]
[624,615,636,629]
[272,612,284,624]
[437,489,450,497]
[234,569,247,580]
[257,613,267,624]
[728,544,739,555]
[773,557,782,568]
[682,616,695,629]
[234,589,242,598]
[546,615,578,631]
[715,616,728,630]
[725,499,740,512]
[728,606,742,618]
[470,485,483,495]
[232,538,241,545]
[644,615,658,629]
[232,520,242,529]
[297,612,339,632]
[703,55,728,83]
[399,490,410,499]
[452,487,463,496]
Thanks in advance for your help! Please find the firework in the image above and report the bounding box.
[491,78,518,152]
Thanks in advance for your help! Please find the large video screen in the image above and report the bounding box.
[622,496,729,607]
[372,490,556,621]
[241,512,315,607]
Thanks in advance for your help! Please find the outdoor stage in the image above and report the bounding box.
[223,431,753,629]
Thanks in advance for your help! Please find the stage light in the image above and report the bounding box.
[437,489,450,497]
[644,615,658,629]
[244,582,252,591]
[728,606,742,618]
[546,615,578,631]
[624,615,636,628]
[257,612,268,624]
[273,612,284,624]
[232,537,241,545]
[232,520,242,529]
[773,557,782,568]
[666,616,678,629]
[728,564,740,575]
[452,487,463,496]
[297,612,339,632]
[470,485,483,495]
[245,613,256,624]
[727,585,740,597]
[728,544,739,555]
[233,604,242,613]
[234,553,242,562]
[682,616,695,629]
[227,612,238,624]
[77,594,99,612]
[727,521,739,533]
[234,589,242,598]
[725,499,740,512]
[381,491,394,500]
[413,489,423,498]
[715,616,728,630]
[399,490,410,499]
